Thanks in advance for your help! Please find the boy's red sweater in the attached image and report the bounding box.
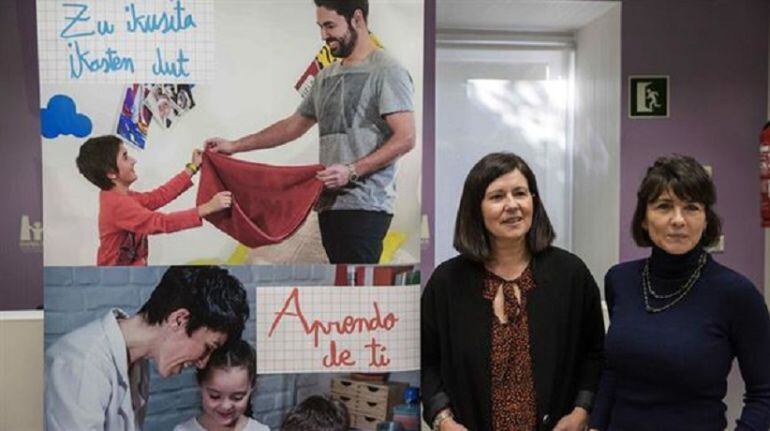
[97,171,201,266]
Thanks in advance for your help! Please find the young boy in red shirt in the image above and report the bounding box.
[76,135,231,266]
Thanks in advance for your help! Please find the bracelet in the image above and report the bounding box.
[185,162,200,175]
[432,409,454,431]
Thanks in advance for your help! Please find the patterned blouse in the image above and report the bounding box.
[482,266,538,431]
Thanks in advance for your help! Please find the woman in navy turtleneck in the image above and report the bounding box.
[589,155,770,431]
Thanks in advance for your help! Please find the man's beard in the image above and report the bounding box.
[327,25,358,58]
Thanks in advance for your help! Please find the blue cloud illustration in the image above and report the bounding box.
[40,95,93,139]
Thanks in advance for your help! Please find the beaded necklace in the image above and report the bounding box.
[642,252,707,313]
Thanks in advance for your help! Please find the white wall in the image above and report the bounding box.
[572,4,621,292]
[42,0,424,266]
[0,312,43,431]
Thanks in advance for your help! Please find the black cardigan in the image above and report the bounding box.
[421,247,605,431]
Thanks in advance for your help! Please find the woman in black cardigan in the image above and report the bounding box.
[422,153,605,431]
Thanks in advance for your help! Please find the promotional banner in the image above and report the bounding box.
[1,0,43,311]
[39,0,424,266]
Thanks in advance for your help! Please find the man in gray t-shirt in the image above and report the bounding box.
[207,0,415,264]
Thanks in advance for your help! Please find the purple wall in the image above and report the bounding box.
[620,0,769,288]
[0,0,43,310]
[421,0,435,283]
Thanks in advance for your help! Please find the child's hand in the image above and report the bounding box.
[198,191,232,217]
[191,149,203,167]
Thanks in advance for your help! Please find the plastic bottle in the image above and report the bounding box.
[392,386,420,431]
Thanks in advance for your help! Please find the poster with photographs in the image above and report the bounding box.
[116,84,152,150]
[144,84,196,130]
[40,1,423,266]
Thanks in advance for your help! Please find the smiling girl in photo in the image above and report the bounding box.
[175,340,268,431]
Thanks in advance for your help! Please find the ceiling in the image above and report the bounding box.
[437,0,620,33]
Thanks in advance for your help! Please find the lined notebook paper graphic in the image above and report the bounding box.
[256,286,419,373]
[37,0,215,83]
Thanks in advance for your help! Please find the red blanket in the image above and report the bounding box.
[197,151,324,248]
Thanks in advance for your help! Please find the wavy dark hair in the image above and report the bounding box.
[454,152,555,262]
[314,0,368,23]
[76,135,122,190]
[139,266,249,341]
[631,154,722,247]
[197,339,256,418]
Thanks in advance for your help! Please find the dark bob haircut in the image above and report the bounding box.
[76,135,122,190]
[314,0,368,23]
[197,339,257,417]
[454,152,555,262]
[282,395,350,431]
[631,154,722,247]
[139,266,250,342]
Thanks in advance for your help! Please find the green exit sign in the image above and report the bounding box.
[629,76,669,118]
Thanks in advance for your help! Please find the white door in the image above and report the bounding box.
[435,42,574,265]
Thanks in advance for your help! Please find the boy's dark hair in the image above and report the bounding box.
[197,339,257,417]
[454,152,555,262]
[314,0,368,23]
[631,154,722,247]
[139,266,249,341]
[282,395,350,431]
[76,135,122,190]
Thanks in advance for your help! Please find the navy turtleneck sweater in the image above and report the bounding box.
[589,247,770,431]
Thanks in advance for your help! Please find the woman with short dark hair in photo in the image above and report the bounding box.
[46,266,250,431]
[422,152,605,431]
[588,155,770,431]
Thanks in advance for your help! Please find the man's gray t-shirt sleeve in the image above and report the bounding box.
[297,76,319,119]
[379,65,414,116]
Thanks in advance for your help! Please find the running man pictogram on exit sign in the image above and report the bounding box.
[629,76,669,118]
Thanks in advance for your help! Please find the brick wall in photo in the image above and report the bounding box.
[44,265,335,431]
